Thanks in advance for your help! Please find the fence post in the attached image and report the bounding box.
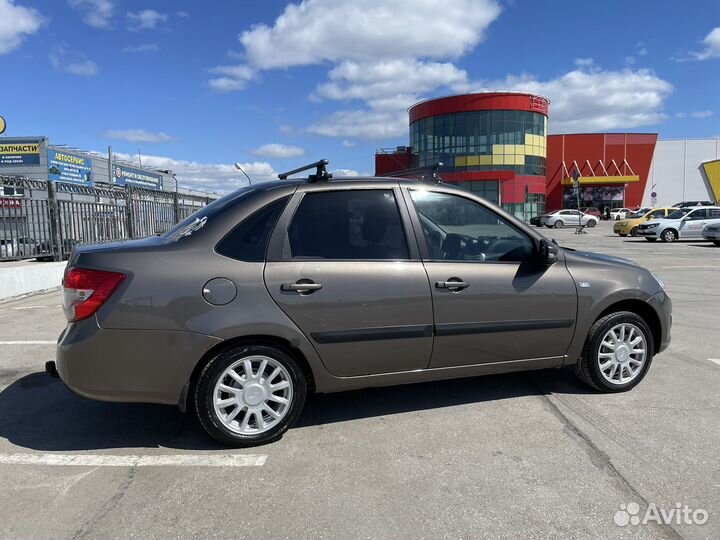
[46,181,63,262]
[173,191,180,224]
[125,187,135,239]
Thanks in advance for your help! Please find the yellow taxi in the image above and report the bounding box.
[613,208,675,237]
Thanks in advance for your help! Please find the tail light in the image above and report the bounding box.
[62,267,126,322]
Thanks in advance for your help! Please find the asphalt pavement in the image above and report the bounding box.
[0,221,718,540]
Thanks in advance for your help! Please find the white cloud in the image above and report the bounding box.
[690,27,720,60]
[67,0,114,29]
[126,9,167,31]
[113,152,277,193]
[463,67,673,133]
[332,168,361,177]
[675,110,713,119]
[308,109,408,139]
[239,0,501,69]
[208,64,256,92]
[341,140,356,148]
[574,58,594,67]
[49,46,98,76]
[102,129,174,143]
[251,143,305,158]
[0,0,45,55]
[122,43,159,53]
[176,11,189,18]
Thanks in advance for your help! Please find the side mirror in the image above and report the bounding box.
[538,239,559,265]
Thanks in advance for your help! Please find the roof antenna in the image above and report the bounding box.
[234,163,253,185]
[278,159,332,182]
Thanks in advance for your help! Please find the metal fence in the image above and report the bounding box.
[0,176,213,262]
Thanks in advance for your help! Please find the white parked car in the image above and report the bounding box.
[540,209,599,229]
[636,206,720,243]
[610,208,633,220]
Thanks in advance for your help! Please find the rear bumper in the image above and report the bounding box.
[56,317,222,405]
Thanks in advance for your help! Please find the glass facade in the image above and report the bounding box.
[563,186,625,210]
[455,181,546,221]
[410,110,547,176]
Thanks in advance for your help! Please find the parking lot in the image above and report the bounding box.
[0,220,718,540]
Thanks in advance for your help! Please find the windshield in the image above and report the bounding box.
[667,208,691,219]
[162,186,257,241]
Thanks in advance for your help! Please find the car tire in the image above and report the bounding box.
[630,227,638,237]
[586,220,597,228]
[574,311,654,393]
[554,220,564,229]
[195,344,307,447]
[661,229,677,243]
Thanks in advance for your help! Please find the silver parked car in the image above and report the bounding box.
[52,162,671,447]
[637,206,720,242]
[540,209,599,228]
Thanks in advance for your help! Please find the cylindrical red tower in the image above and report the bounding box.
[407,92,550,218]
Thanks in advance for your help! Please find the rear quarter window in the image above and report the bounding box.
[215,196,290,261]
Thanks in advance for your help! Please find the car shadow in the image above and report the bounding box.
[0,368,592,451]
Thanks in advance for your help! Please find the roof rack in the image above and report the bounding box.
[278,159,332,182]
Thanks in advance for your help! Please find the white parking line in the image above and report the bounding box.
[660,265,720,269]
[0,453,267,467]
[10,305,57,310]
[709,359,720,366]
[0,341,55,345]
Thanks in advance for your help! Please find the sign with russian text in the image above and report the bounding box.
[48,149,93,186]
[0,139,41,166]
[112,164,162,190]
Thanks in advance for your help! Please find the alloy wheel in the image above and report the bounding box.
[597,323,647,385]
[213,355,293,435]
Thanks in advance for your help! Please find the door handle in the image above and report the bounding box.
[281,281,323,293]
[435,279,469,291]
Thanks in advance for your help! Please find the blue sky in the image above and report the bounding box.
[0,0,719,192]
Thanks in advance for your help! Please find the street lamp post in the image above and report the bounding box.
[572,167,587,235]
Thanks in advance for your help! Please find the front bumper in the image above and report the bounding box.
[702,230,720,240]
[56,317,222,405]
[636,228,659,237]
[648,291,672,354]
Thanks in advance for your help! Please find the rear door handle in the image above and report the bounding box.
[435,279,469,290]
[281,281,323,293]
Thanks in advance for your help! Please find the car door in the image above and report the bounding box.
[264,185,434,377]
[680,208,708,237]
[404,187,578,368]
[565,210,581,225]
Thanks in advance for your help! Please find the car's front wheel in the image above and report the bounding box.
[661,229,677,243]
[575,311,654,392]
[195,344,307,447]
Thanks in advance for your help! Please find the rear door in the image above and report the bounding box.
[404,187,578,368]
[264,185,434,377]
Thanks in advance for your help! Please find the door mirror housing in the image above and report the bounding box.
[538,239,559,265]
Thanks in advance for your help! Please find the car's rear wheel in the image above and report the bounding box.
[586,220,597,228]
[661,229,677,243]
[554,220,564,228]
[630,227,639,237]
[195,344,307,447]
[575,311,654,392]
